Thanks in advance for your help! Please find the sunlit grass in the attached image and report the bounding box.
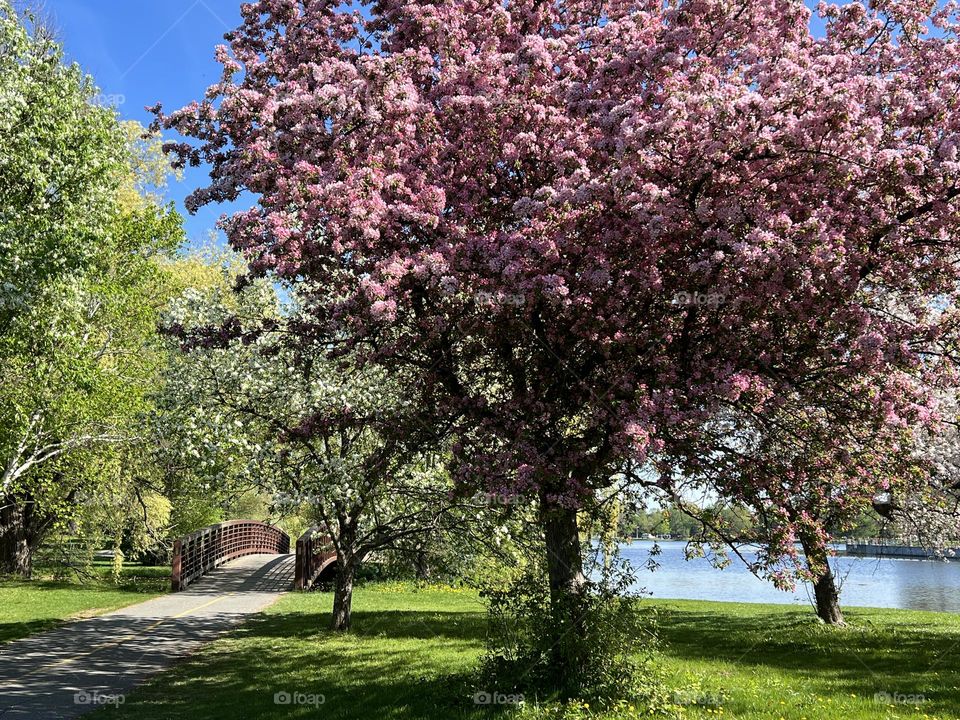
[654,599,960,719]
[0,564,167,643]
[88,585,960,719]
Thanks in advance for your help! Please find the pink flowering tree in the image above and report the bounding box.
[155,0,960,670]
[657,396,926,625]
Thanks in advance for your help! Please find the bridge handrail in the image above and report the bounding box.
[171,520,291,592]
[294,526,337,591]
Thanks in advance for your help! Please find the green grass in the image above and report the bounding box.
[0,563,168,643]
[93,583,487,719]
[653,600,960,719]
[82,585,960,719]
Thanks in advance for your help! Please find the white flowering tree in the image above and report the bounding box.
[884,391,960,553]
[161,277,463,630]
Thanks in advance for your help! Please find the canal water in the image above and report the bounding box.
[618,540,960,612]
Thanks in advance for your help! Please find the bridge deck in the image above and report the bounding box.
[0,553,294,719]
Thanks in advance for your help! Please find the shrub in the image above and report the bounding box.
[478,558,669,711]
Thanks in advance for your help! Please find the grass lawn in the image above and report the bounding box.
[654,600,960,719]
[0,563,168,643]
[87,584,960,719]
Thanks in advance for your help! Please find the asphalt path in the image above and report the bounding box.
[0,553,294,719]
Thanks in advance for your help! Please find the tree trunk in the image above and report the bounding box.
[330,513,358,632]
[330,559,355,631]
[542,501,586,599]
[414,546,430,581]
[800,536,845,625]
[540,496,586,693]
[811,565,845,625]
[0,501,36,578]
[0,529,33,577]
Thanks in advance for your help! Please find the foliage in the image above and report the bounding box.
[617,502,754,541]
[118,246,259,543]
[0,0,124,329]
[480,559,664,707]
[0,0,185,575]
[882,390,960,553]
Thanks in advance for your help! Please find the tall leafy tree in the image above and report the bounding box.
[0,1,122,331]
[0,1,184,575]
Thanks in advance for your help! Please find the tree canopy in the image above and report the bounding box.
[155,0,960,647]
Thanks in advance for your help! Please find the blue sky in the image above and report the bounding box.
[42,0,829,249]
[44,0,247,247]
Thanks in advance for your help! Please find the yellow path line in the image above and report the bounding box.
[18,592,236,679]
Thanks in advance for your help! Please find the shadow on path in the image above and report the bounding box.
[0,553,294,719]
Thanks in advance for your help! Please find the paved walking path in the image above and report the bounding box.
[0,553,295,719]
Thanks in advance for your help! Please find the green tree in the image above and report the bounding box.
[0,6,184,576]
[0,2,123,332]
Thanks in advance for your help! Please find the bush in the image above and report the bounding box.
[478,558,669,711]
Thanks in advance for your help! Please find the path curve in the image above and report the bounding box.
[0,553,294,719]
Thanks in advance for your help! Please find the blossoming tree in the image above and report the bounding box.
[156,0,960,668]
[655,395,925,625]
[163,278,461,630]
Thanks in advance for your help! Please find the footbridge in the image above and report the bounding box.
[170,520,337,592]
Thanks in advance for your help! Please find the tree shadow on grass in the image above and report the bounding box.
[99,666,497,720]
[234,608,488,644]
[94,607,500,720]
[0,578,164,643]
[1,575,165,594]
[657,605,960,717]
[0,618,66,643]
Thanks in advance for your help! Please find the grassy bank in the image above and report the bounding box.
[0,563,168,643]
[86,584,960,719]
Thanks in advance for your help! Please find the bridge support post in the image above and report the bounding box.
[171,539,183,592]
[294,535,306,590]
[294,527,336,591]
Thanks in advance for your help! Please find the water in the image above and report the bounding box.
[618,540,960,613]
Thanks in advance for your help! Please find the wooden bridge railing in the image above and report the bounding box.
[171,520,291,592]
[294,526,336,591]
